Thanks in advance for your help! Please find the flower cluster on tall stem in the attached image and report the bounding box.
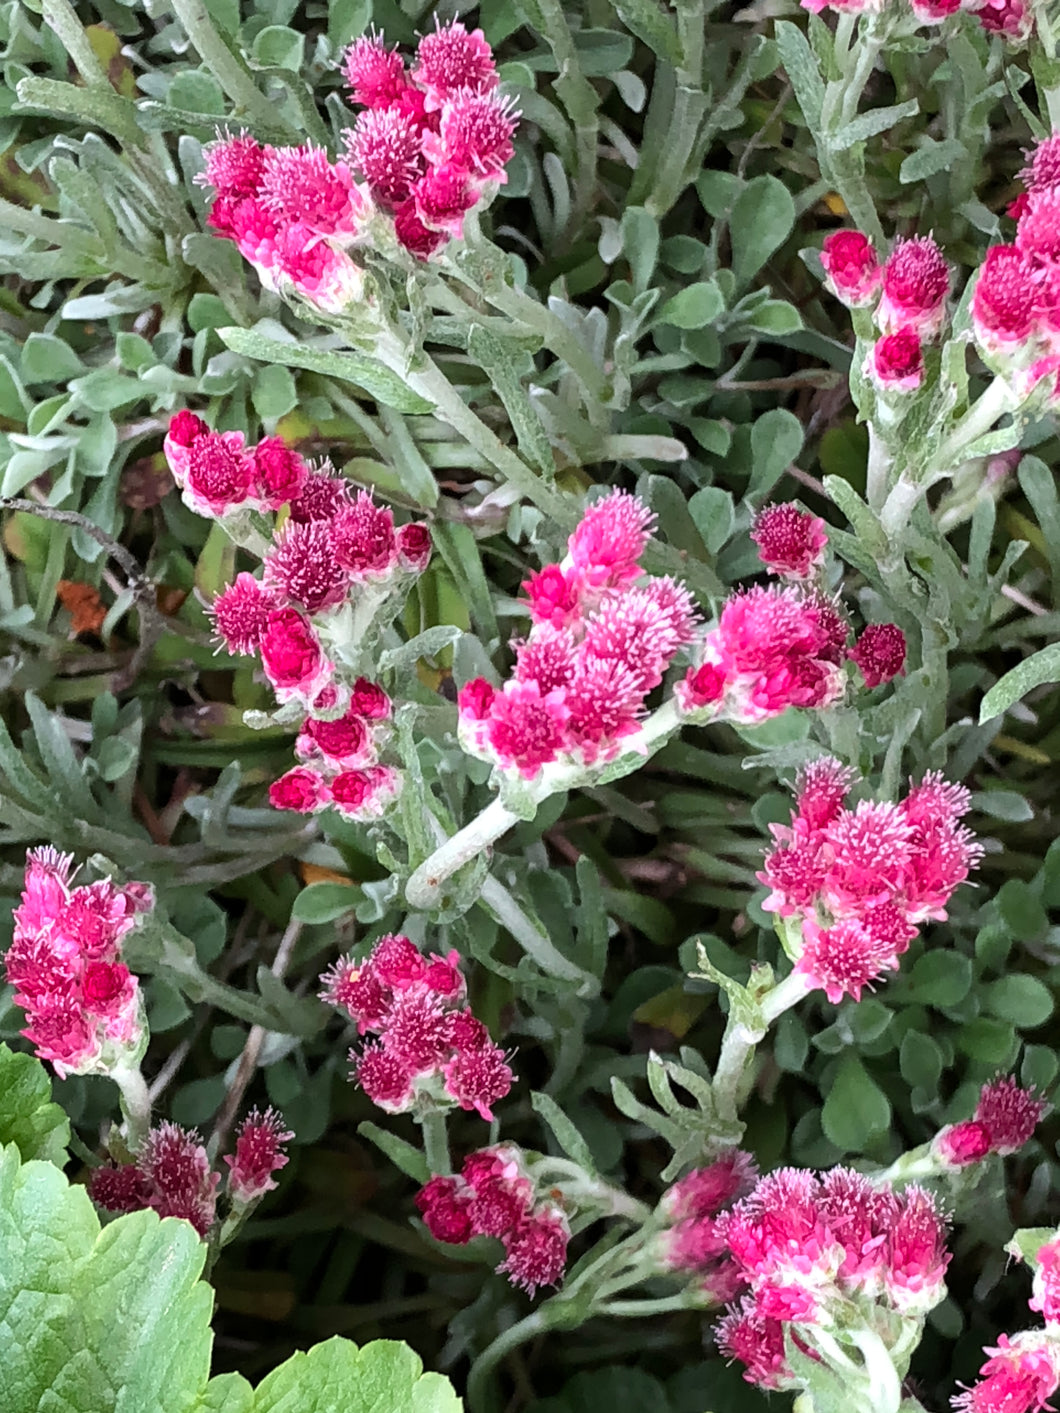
[715,1167,950,1391]
[459,491,697,779]
[197,21,518,301]
[801,0,1032,42]
[416,1144,570,1295]
[972,132,1060,402]
[758,759,982,1003]
[90,1108,292,1239]
[321,934,513,1120]
[165,413,430,823]
[3,847,153,1080]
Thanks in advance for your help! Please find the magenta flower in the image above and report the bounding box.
[567,490,656,591]
[411,20,498,110]
[849,622,907,688]
[820,230,882,307]
[952,1333,1060,1412]
[870,328,925,393]
[92,1121,220,1238]
[877,236,950,337]
[225,1107,294,1204]
[751,503,829,580]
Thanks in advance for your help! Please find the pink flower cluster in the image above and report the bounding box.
[972,134,1060,400]
[715,1166,950,1391]
[934,1076,1048,1167]
[758,758,982,1003]
[90,1109,292,1238]
[343,24,518,258]
[953,1226,1060,1412]
[321,933,513,1120]
[416,1144,570,1295]
[821,231,950,394]
[659,1150,759,1300]
[801,0,1031,41]
[459,492,697,779]
[199,23,517,290]
[3,848,152,1079]
[165,413,430,822]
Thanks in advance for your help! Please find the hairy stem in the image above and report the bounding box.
[467,1312,546,1413]
[112,1063,151,1151]
[419,1109,450,1175]
[479,873,598,991]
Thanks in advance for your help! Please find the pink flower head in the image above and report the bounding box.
[382,990,452,1073]
[329,765,401,820]
[297,710,373,768]
[1017,192,1060,268]
[567,491,655,591]
[1023,134,1060,195]
[718,1167,841,1289]
[183,430,254,518]
[794,756,854,830]
[274,224,363,313]
[252,436,308,509]
[485,680,570,778]
[1030,1235,1060,1324]
[208,573,275,655]
[870,328,925,393]
[343,31,409,108]
[711,584,845,719]
[423,90,519,184]
[413,163,476,238]
[676,660,727,713]
[757,827,831,916]
[514,626,577,693]
[412,20,498,109]
[795,916,900,1002]
[224,1107,293,1203]
[817,1167,900,1293]
[663,1216,730,1272]
[498,1204,570,1295]
[416,1174,474,1244]
[136,1121,221,1238]
[356,1042,416,1112]
[89,1163,150,1214]
[288,467,351,523]
[663,1151,759,1222]
[345,108,425,204]
[582,578,697,693]
[264,520,351,614]
[822,800,916,913]
[974,1076,1048,1155]
[523,564,583,630]
[952,1333,1060,1413]
[332,492,398,579]
[883,1184,950,1314]
[975,0,1033,39]
[269,765,329,814]
[565,656,645,763]
[393,198,448,258]
[877,236,950,336]
[260,607,332,704]
[200,131,266,200]
[260,144,362,241]
[164,410,208,481]
[849,623,907,688]
[933,1119,993,1168]
[227,196,283,285]
[751,504,828,580]
[320,958,389,1032]
[820,230,882,307]
[715,1296,794,1390]
[396,522,432,573]
[973,245,1041,355]
[458,677,496,756]
[442,1037,514,1120]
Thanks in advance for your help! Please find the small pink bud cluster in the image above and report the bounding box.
[416,1145,570,1295]
[934,1076,1048,1167]
[165,415,430,822]
[270,678,401,823]
[971,134,1060,400]
[715,1167,950,1391]
[320,934,513,1120]
[459,492,697,779]
[90,1109,291,1238]
[953,1227,1060,1412]
[758,760,982,1003]
[658,1150,758,1301]
[3,848,152,1079]
[822,231,950,394]
[343,23,519,257]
